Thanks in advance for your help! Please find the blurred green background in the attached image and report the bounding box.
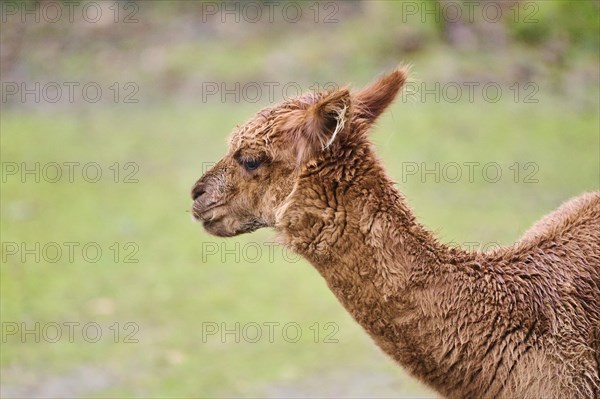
[1,1,598,397]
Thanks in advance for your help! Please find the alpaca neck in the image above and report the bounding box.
[277,155,483,397]
[278,155,467,293]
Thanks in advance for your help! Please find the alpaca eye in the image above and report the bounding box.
[242,159,262,171]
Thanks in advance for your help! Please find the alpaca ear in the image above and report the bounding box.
[285,89,351,165]
[354,68,407,126]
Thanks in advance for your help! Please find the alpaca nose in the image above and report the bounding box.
[191,183,206,201]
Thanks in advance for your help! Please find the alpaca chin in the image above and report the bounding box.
[201,220,236,238]
[202,216,265,238]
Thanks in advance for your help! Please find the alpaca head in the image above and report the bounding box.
[191,68,407,237]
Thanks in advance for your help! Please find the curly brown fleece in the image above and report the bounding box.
[191,68,600,399]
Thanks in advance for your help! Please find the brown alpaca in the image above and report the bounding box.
[191,68,600,399]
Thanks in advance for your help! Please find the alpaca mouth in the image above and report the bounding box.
[201,215,223,228]
[192,203,223,221]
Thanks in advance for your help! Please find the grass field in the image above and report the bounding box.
[2,89,598,396]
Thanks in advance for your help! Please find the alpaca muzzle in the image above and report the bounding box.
[191,180,220,221]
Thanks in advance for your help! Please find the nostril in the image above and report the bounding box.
[191,187,206,201]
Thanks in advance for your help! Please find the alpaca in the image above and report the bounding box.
[191,68,600,399]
